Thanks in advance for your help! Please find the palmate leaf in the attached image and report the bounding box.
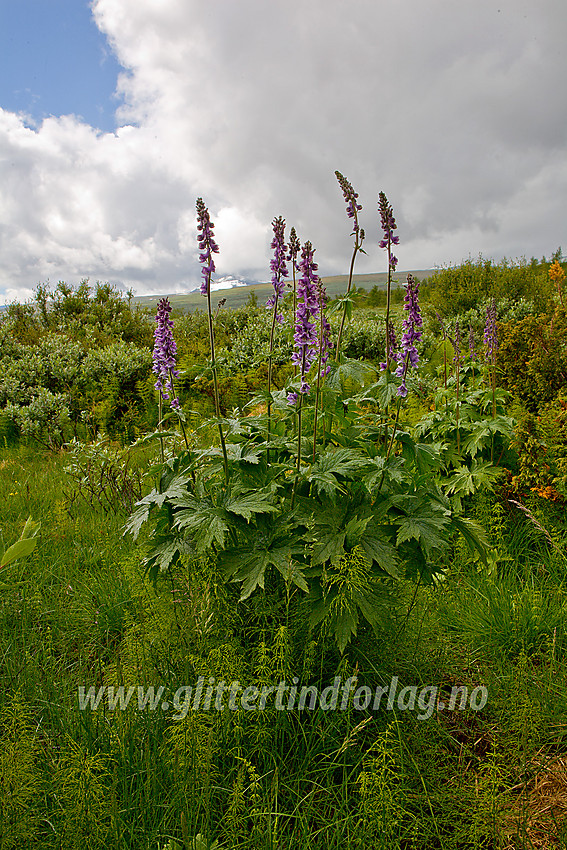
[363,454,406,492]
[461,422,492,457]
[325,357,376,393]
[230,550,269,600]
[398,436,444,475]
[451,514,490,565]
[172,482,277,552]
[353,588,389,632]
[306,498,350,567]
[224,443,263,465]
[359,522,401,578]
[311,526,346,567]
[221,542,307,600]
[344,515,372,549]
[331,605,359,654]
[358,371,400,410]
[223,487,277,521]
[445,460,502,497]
[392,495,451,558]
[144,538,182,576]
[219,509,307,600]
[174,496,230,552]
[124,503,151,541]
[308,448,369,496]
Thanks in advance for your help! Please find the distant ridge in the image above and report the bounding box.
[132,269,434,313]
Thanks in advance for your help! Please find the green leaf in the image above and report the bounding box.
[124,504,151,540]
[175,504,230,552]
[144,539,183,579]
[1,537,37,568]
[233,550,270,600]
[308,470,346,497]
[326,357,375,393]
[353,588,388,631]
[445,461,502,497]
[394,497,450,558]
[270,550,309,592]
[451,515,490,565]
[332,606,359,654]
[223,488,277,521]
[359,524,401,578]
[362,372,400,410]
[344,515,372,549]
[20,516,41,540]
[461,423,492,457]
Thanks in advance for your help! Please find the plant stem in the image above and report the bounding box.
[335,233,361,360]
[267,291,280,463]
[158,393,164,464]
[206,275,229,482]
[456,361,461,455]
[385,241,392,370]
[312,299,326,463]
[290,396,303,510]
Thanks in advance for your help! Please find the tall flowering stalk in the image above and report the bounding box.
[334,171,365,359]
[196,197,229,482]
[395,274,422,398]
[289,240,322,506]
[484,298,498,425]
[468,322,477,383]
[378,191,400,370]
[291,241,321,391]
[287,227,301,375]
[266,216,288,453]
[312,279,333,461]
[385,274,422,460]
[153,297,180,411]
[152,297,189,458]
[267,215,288,320]
[451,319,463,453]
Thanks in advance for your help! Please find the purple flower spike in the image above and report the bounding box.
[292,241,321,378]
[153,297,180,409]
[335,171,363,237]
[287,227,301,271]
[378,191,400,270]
[266,215,288,319]
[395,274,423,397]
[196,197,219,295]
[483,298,498,361]
[287,391,299,406]
[452,319,463,365]
[469,323,477,361]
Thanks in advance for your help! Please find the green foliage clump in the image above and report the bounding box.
[510,394,567,500]
[0,324,153,445]
[341,314,387,361]
[35,279,152,347]
[498,306,567,411]
[425,255,552,317]
[0,695,43,848]
[56,739,114,849]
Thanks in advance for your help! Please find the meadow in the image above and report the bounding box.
[1,178,567,849]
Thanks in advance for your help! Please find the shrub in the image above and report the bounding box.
[498,307,567,411]
[425,255,552,317]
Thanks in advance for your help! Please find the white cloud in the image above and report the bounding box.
[1,0,567,302]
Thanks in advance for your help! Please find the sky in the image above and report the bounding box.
[1,0,566,304]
